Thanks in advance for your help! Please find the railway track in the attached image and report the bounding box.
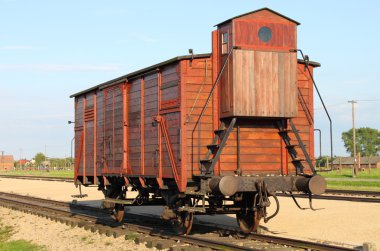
[281,189,380,203]
[0,174,73,182]
[0,192,359,251]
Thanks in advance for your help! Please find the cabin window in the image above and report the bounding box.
[222,32,228,54]
[258,26,272,43]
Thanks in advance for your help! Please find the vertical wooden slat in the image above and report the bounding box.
[179,61,187,192]
[93,93,97,184]
[122,82,129,174]
[211,30,220,175]
[157,70,163,185]
[272,53,279,117]
[103,89,107,172]
[83,96,86,182]
[112,88,115,170]
[140,78,145,176]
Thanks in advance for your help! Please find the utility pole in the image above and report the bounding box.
[348,100,357,177]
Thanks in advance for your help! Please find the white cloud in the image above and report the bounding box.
[0,64,121,72]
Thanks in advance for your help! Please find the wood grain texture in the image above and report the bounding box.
[220,50,297,118]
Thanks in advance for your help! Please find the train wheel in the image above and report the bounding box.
[113,203,125,223]
[236,210,262,233]
[172,211,194,235]
[235,193,262,233]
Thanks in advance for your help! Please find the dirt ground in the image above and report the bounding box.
[0,177,379,249]
[0,207,154,251]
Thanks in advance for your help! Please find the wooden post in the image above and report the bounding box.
[358,152,361,172]
[140,77,145,176]
[339,157,342,174]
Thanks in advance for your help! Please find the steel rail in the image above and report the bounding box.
[0,174,73,182]
[0,193,257,251]
[280,192,380,203]
[0,192,358,251]
[326,189,380,197]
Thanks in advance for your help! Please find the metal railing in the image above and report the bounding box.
[191,47,236,173]
[292,49,333,171]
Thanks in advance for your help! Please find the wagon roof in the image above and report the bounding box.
[215,7,301,27]
[70,53,211,98]
[70,54,320,98]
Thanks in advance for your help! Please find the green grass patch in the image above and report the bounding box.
[319,168,380,179]
[0,239,44,251]
[124,231,138,241]
[0,222,44,251]
[327,180,380,192]
[0,170,73,178]
[0,225,13,242]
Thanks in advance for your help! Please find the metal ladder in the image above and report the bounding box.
[200,118,237,176]
[276,119,316,175]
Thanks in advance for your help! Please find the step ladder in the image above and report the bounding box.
[276,119,316,175]
[200,118,237,175]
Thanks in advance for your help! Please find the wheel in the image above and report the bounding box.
[236,210,262,233]
[104,183,126,223]
[113,203,125,223]
[172,211,194,235]
[171,197,194,235]
[235,193,262,233]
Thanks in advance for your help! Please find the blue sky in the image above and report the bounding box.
[0,0,379,159]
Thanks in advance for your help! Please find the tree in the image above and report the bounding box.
[341,127,380,157]
[34,152,46,167]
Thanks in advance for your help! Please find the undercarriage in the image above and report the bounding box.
[92,174,326,235]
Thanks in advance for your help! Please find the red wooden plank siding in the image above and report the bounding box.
[122,82,129,174]
[183,58,213,177]
[128,78,141,174]
[144,73,158,176]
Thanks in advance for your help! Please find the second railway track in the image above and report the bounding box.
[0,191,360,251]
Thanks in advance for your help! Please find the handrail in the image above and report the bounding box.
[190,47,235,172]
[292,49,333,171]
[297,87,314,125]
[191,47,235,133]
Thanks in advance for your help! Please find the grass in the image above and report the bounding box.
[124,231,138,241]
[0,221,44,251]
[0,169,74,178]
[327,180,380,191]
[318,168,380,191]
[319,168,380,179]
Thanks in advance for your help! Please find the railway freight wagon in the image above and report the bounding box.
[71,8,327,234]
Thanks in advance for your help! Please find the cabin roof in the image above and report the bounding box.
[215,7,301,27]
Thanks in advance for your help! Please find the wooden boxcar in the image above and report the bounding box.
[71,8,326,234]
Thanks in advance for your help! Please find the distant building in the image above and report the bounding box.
[19,159,30,166]
[332,156,380,169]
[0,155,14,170]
